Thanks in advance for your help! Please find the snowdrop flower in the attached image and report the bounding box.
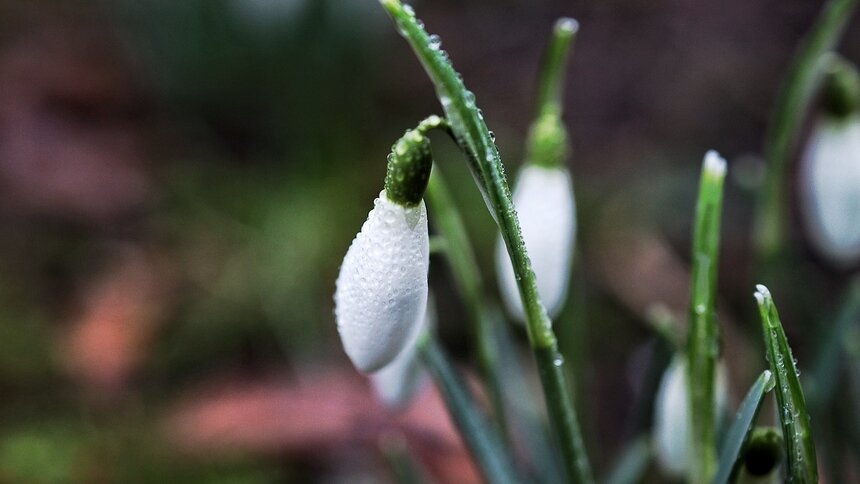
[653,355,729,478]
[334,126,433,373]
[799,58,860,267]
[496,112,576,321]
[800,115,860,266]
[370,295,435,408]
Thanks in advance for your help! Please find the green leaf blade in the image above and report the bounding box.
[713,370,775,484]
[417,335,520,484]
[754,285,818,483]
[686,151,727,483]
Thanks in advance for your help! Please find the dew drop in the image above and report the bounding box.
[428,34,441,49]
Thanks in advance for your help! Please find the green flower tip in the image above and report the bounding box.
[821,56,860,119]
[527,111,570,168]
[385,127,434,207]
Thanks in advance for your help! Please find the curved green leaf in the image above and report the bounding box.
[417,335,519,484]
[713,370,775,484]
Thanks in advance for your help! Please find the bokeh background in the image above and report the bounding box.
[0,0,858,482]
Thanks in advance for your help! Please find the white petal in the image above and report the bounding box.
[370,296,435,409]
[334,191,429,373]
[800,116,860,266]
[496,165,576,321]
[653,356,729,478]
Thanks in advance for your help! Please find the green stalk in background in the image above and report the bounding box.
[528,18,577,170]
[535,18,578,117]
[753,0,858,266]
[425,165,508,441]
[686,151,727,483]
[379,2,593,482]
[417,334,520,484]
[754,285,818,483]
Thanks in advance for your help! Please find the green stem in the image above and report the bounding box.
[535,17,578,117]
[687,152,727,483]
[425,166,509,442]
[417,334,519,484]
[527,20,577,168]
[379,2,593,482]
[753,0,858,265]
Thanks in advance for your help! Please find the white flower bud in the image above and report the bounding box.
[370,295,435,409]
[334,190,429,373]
[799,115,860,266]
[496,165,576,321]
[653,355,729,478]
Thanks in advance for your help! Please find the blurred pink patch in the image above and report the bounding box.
[164,368,480,483]
[0,24,152,223]
[62,246,174,398]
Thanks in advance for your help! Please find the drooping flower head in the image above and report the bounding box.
[334,123,435,373]
[496,163,576,321]
[799,58,860,267]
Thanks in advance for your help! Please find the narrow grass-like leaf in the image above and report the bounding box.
[379,3,593,482]
[754,285,818,483]
[417,334,519,484]
[604,435,651,484]
[809,277,860,409]
[686,151,727,483]
[426,166,508,441]
[493,308,565,483]
[378,433,431,484]
[754,0,858,261]
[713,370,775,484]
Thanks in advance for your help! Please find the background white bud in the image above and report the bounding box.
[653,355,729,478]
[370,295,435,409]
[334,191,429,373]
[799,115,860,266]
[496,165,576,321]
